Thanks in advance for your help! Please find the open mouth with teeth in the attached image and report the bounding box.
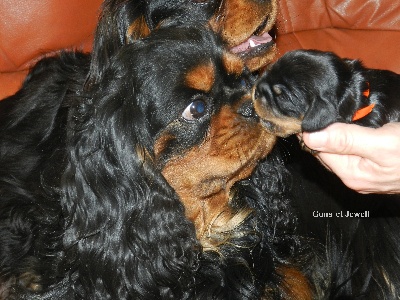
[230,31,274,56]
[230,14,275,55]
[217,4,277,73]
[229,26,276,72]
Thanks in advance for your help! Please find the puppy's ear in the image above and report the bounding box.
[301,96,338,132]
[86,0,147,89]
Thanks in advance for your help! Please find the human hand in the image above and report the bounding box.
[301,122,400,194]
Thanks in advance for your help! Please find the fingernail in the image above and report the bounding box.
[305,131,328,149]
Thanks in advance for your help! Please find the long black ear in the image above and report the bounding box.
[301,95,339,132]
[62,69,199,298]
[85,0,148,89]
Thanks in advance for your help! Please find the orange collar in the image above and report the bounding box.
[352,103,375,121]
[352,82,374,121]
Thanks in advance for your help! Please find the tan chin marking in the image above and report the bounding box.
[245,43,278,72]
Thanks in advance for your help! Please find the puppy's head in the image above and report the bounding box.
[79,26,276,248]
[253,50,366,136]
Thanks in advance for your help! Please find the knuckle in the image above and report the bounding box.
[331,129,354,154]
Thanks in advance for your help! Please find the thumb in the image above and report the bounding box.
[302,123,381,158]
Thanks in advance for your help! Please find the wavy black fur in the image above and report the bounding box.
[0,52,90,293]
[87,0,221,89]
[0,26,309,299]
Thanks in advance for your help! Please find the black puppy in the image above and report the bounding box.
[0,26,315,299]
[253,49,400,136]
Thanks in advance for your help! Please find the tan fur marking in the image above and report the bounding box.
[135,144,154,166]
[246,44,278,72]
[209,0,278,71]
[154,133,175,159]
[222,52,245,75]
[210,0,278,47]
[253,97,302,137]
[0,272,43,298]
[126,16,151,41]
[276,267,313,300]
[185,62,215,92]
[161,98,276,248]
[18,272,43,292]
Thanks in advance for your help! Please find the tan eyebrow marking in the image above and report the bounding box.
[185,61,215,92]
[126,16,151,41]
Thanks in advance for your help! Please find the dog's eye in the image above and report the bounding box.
[182,100,207,120]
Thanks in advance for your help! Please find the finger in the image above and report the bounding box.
[315,151,398,193]
[302,123,396,161]
[315,152,360,178]
[314,152,372,191]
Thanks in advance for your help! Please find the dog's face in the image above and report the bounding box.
[252,50,368,136]
[119,0,278,71]
[92,27,276,245]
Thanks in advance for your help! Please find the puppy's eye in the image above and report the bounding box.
[182,100,207,120]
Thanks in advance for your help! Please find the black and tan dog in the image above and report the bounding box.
[253,49,400,298]
[0,25,317,300]
[3,2,399,297]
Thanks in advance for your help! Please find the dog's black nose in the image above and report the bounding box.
[238,101,256,118]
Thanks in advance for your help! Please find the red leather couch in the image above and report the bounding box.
[1,0,400,100]
[275,0,400,73]
[0,0,103,100]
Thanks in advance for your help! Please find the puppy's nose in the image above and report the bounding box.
[237,101,256,118]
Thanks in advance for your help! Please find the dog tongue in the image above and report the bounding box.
[231,32,273,53]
